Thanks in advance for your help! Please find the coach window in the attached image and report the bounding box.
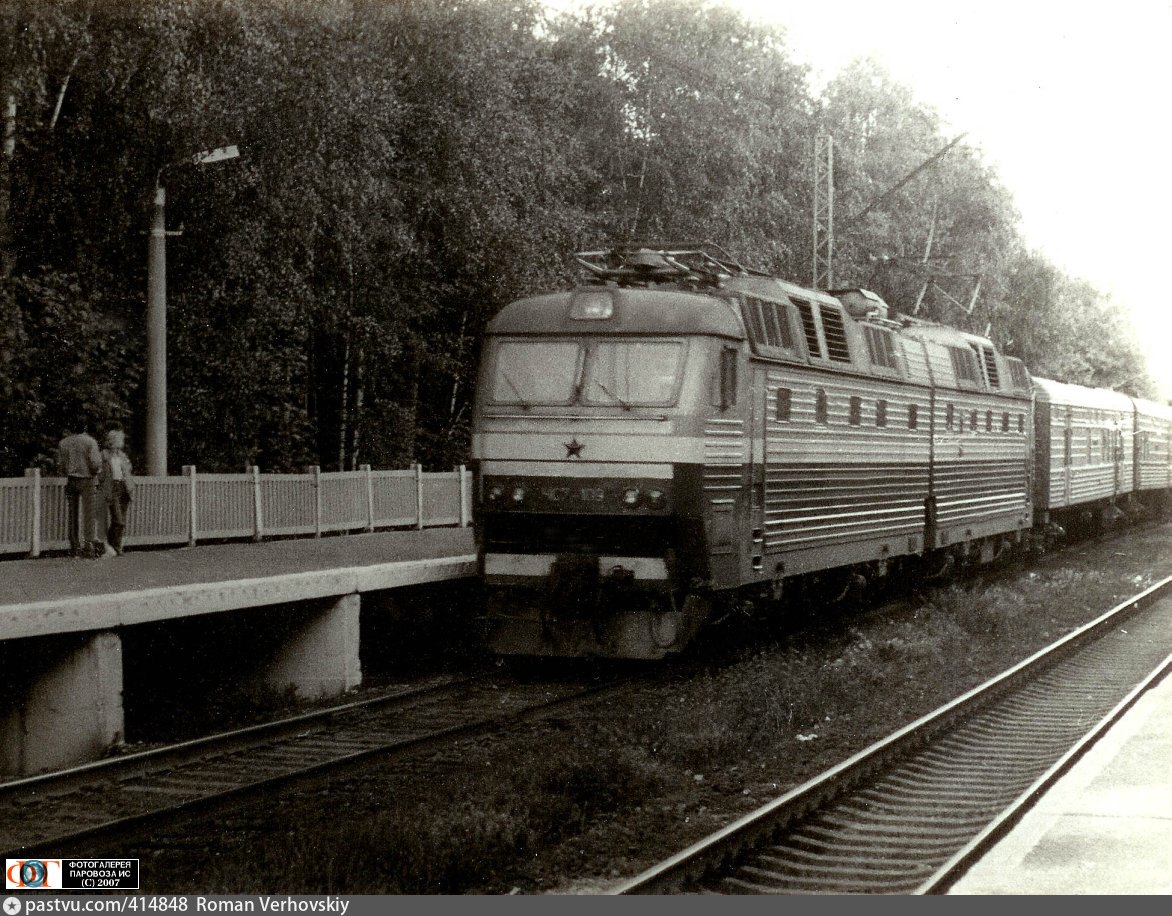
[776,387,792,421]
[815,388,828,424]
[849,395,862,426]
[946,403,955,430]
[970,409,978,431]
[908,404,918,430]
[1002,412,1010,433]
[1018,414,1025,433]
[876,399,888,428]
[985,410,993,433]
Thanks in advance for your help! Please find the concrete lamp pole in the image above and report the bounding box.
[145,144,240,476]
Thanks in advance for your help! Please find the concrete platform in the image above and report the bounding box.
[949,660,1172,894]
[0,527,477,638]
[0,528,477,777]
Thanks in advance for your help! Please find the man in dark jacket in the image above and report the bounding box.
[56,423,102,557]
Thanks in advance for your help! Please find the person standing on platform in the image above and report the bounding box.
[56,422,102,557]
[98,428,135,557]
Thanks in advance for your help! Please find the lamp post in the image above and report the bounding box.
[145,144,240,476]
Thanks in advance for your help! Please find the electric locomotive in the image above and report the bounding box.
[470,246,1033,658]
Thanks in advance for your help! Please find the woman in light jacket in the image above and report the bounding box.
[98,429,135,556]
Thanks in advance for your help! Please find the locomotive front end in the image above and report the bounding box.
[471,282,743,659]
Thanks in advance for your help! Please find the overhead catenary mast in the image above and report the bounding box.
[813,132,833,289]
[815,131,972,307]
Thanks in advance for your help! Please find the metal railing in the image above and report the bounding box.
[0,464,472,558]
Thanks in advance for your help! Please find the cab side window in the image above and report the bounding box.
[719,347,737,410]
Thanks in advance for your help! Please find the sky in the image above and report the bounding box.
[544,1,1172,397]
[748,1,1172,396]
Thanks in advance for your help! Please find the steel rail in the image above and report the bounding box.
[0,668,636,858]
[615,573,1172,894]
[0,672,481,800]
[917,648,1172,894]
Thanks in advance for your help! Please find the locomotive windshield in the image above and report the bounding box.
[489,338,683,407]
[491,340,583,405]
[581,340,682,406]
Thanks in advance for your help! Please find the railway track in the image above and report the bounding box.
[0,667,635,857]
[617,574,1172,895]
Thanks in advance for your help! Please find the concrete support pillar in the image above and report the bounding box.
[262,593,361,700]
[0,631,124,778]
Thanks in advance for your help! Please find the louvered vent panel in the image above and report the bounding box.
[819,304,851,362]
[949,346,980,384]
[792,299,821,357]
[980,345,1001,388]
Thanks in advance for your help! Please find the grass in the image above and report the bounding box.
[200,734,664,894]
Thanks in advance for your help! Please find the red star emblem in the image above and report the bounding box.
[564,437,584,458]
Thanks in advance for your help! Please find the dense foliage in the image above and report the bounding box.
[0,0,1153,475]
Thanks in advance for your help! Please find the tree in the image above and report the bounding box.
[0,0,1155,477]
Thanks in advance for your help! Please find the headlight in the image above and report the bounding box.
[487,485,504,504]
[511,485,526,506]
[622,487,641,507]
[647,489,666,509]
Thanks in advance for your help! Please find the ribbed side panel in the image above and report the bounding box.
[1050,469,1068,507]
[1046,402,1135,504]
[764,463,928,551]
[761,370,932,555]
[1068,465,1119,505]
[1135,413,1172,491]
[1048,418,1068,506]
[934,459,1027,526]
[704,418,744,505]
[1137,460,1171,491]
[901,339,933,386]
